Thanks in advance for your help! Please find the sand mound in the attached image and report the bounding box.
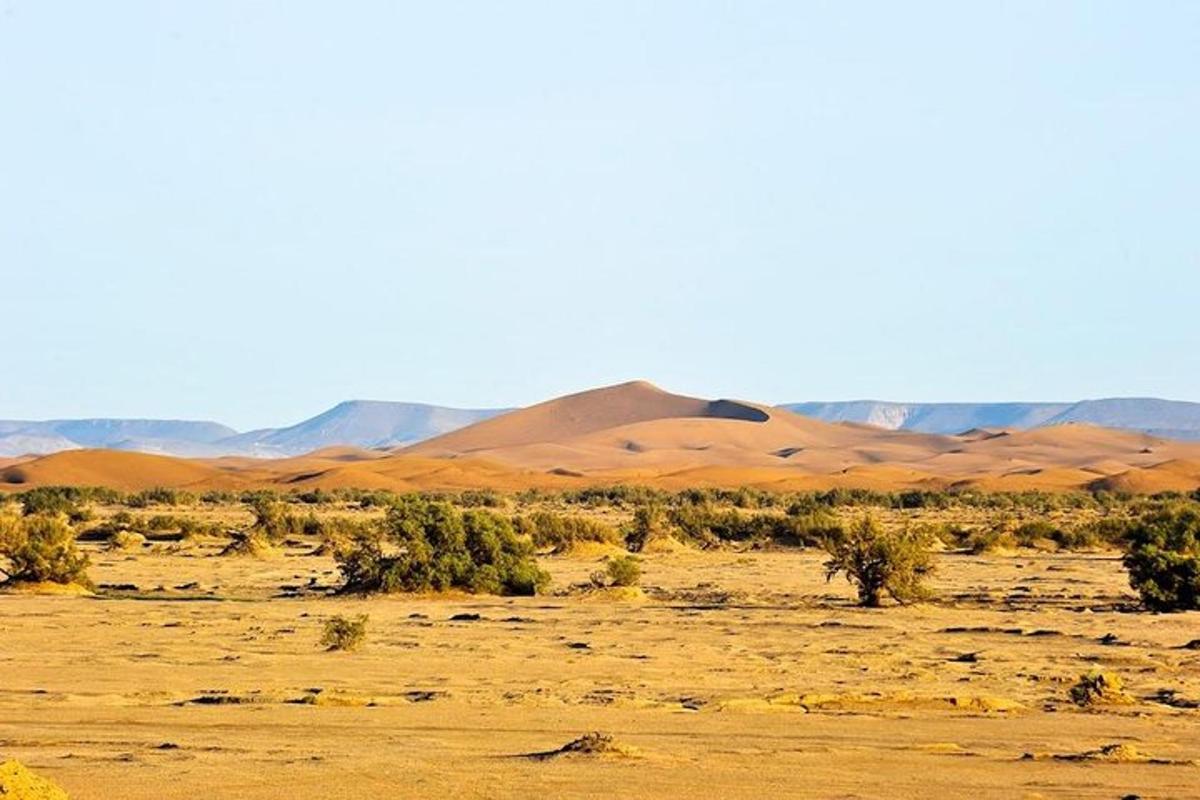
[0,580,94,597]
[0,449,232,491]
[218,532,280,558]
[576,586,647,603]
[407,381,714,455]
[1089,459,1200,493]
[1070,671,1134,707]
[0,760,69,800]
[947,695,1024,713]
[523,732,639,760]
[1024,743,1190,765]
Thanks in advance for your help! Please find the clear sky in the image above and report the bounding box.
[2,2,1197,430]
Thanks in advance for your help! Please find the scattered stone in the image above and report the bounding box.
[523,732,639,760]
[1024,743,1186,765]
[1070,670,1134,707]
[449,613,481,622]
[948,695,1024,713]
[1149,689,1200,709]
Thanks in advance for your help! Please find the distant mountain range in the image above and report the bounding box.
[2,395,1197,459]
[780,398,1200,441]
[7,382,1200,496]
[0,402,508,458]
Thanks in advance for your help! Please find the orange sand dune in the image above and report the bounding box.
[406,380,772,456]
[3,383,1200,494]
[1088,458,1200,494]
[0,450,240,491]
[0,456,31,471]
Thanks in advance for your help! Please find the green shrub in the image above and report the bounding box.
[1078,517,1134,547]
[320,614,368,652]
[126,487,196,508]
[302,514,376,545]
[605,555,641,587]
[1012,520,1063,548]
[335,498,549,596]
[249,498,305,542]
[12,486,101,522]
[1122,506,1200,611]
[782,508,843,546]
[455,489,506,508]
[823,516,935,607]
[663,503,833,548]
[1009,519,1102,551]
[0,513,91,586]
[515,511,621,552]
[106,529,146,551]
[625,505,672,552]
[965,524,1016,554]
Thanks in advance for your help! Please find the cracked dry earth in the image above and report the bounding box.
[1,543,1198,799]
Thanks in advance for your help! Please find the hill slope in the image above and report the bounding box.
[782,398,1200,440]
[0,402,509,458]
[2,382,1200,493]
[406,381,772,457]
[0,419,236,457]
[218,401,509,456]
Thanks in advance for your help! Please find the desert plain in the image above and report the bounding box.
[0,501,1198,799]
[2,383,1199,799]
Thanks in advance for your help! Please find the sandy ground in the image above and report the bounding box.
[2,543,1198,799]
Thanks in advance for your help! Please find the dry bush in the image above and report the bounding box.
[336,498,549,596]
[321,614,368,652]
[0,512,91,587]
[1122,505,1200,612]
[823,515,935,607]
[515,511,621,552]
[605,555,641,587]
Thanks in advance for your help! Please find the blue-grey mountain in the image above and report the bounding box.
[0,402,509,458]
[3,395,1197,458]
[781,398,1200,440]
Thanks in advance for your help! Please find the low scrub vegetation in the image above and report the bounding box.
[1122,505,1200,612]
[320,614,368,652]
[823,516,935,607]
[126,487,197,508]
[515,511,621,552]
[335,498,549,596]
[0,511,91,587]
[595,554,641,588]
[624,505,672,552]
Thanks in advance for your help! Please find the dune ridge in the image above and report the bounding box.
[3,382,1199,494]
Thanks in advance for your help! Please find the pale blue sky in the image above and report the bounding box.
[1,1,1197,430]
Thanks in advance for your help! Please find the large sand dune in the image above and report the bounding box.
[3,382,1199,493]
